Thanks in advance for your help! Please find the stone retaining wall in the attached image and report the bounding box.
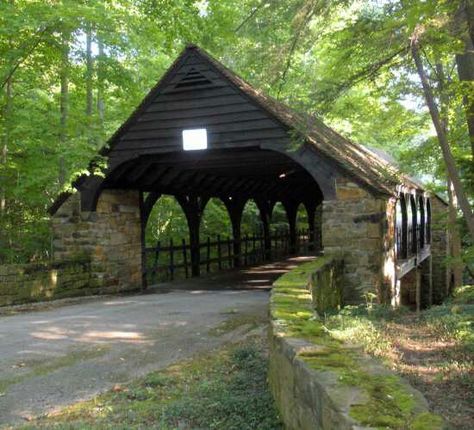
[0,260,96,306]
[268,259,444,430]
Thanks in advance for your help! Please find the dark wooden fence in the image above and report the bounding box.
[144,229,311,285]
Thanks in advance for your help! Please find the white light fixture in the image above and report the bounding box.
[182,128,207,150]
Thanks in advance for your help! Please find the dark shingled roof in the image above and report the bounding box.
[50,44,431,214]
[189,45,423,196]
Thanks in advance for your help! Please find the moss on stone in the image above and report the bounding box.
[270,258,444,430]
[411,412,445,430]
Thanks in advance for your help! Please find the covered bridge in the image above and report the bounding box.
[50,45,448,307]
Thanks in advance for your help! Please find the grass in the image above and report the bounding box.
[0,347,109,396]
[14,336,282,430]
[323,285,474,430]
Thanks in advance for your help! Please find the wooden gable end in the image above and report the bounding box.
[112,52,290,156]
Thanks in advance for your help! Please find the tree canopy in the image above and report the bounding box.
[1,0,472,272]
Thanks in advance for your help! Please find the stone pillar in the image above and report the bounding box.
[430,196,449,304]
[322,178,386,304]
[52,189,142,293]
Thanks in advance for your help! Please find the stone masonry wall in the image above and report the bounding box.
[322,178,388,303]
[52,189,142,294]
[0,260,93,306]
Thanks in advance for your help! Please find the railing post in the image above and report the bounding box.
[227,236,232,268]
[217,234,222,270]
[244,233,248,266]
[206,236,211,273]
[152,240,160,285]
[182,238,188,278]
[169,238,174,281]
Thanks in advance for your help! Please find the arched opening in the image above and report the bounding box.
[144,194,190,284]
[396,195,408,260]
[426,198,431,245]
[271,202,290,259]
[410,195,418,255]
[240,199,265,266]
[418,196,425,249]
[295,203,311,254]
[201,198,233,272]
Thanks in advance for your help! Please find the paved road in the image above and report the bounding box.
[0,259,307,426]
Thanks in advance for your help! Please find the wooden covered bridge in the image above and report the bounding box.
[50,45,448,307]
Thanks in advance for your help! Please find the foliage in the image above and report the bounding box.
[1,0,472,266]
[19,337,282,430]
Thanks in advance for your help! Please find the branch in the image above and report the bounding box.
[1,23,56,89]
[411,26,474,239]
[315,46,408,105]
[234,1,267,33]
[277,4,317,97]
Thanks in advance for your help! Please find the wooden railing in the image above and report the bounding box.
[144,229,312,285]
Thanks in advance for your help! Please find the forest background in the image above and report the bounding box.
[1,0,473,282]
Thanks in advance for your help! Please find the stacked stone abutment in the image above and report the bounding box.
[52,189,142,295]
[322,178,387,303]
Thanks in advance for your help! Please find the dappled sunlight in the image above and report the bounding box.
[102,300,142,306]
[78,330,145,342]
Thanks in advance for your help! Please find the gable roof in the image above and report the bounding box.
[50,44,431,214]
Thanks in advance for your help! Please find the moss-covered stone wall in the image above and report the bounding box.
[268,259,445,430]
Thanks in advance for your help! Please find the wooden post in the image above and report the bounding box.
[282,199,299,255]
[416,267,421,314]
[304,200,316,253]
[223,196,247,268]
[176,194,209,277]
[169,238,174,281]
[256,198,274,261]
[152,240,160,285]
[182,238,188,279]
[252,232,256,263]
[217,234,222,270]
[227,237,232,268]
[244,233,248,266]
[206,236,211,273]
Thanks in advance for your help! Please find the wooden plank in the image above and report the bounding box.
[113,137,290,153]
[132,110,270,131]
[145,94,247,112]
[158,85,234,100]
[139,103,260,122]
[121,120,283,141]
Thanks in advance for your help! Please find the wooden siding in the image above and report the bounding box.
[113,53,290,154]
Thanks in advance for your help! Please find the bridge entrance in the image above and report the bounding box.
[50,45,448,306]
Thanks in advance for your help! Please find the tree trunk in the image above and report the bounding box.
[1,75,12,214]
[455,0,474,165]
[59,30,69,188]
[85,24,94,145]
[97,37,105,142]
[447,180,464,292]
[411,35,474,240]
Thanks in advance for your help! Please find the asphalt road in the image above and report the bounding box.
[0,259,307,426]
